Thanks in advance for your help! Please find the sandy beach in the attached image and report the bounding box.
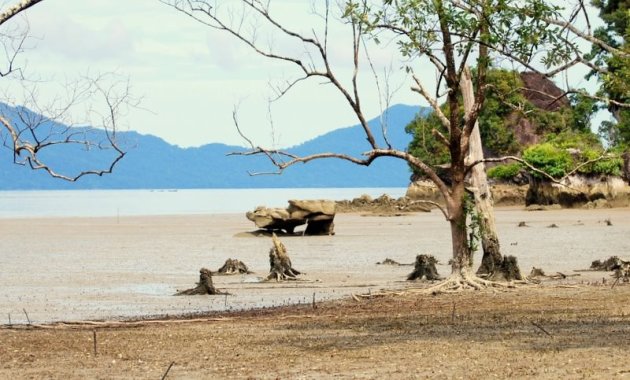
[1,207,628,324]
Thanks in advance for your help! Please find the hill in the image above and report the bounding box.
[0,104,428,190]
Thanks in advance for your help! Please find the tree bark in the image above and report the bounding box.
[460,66,520,281]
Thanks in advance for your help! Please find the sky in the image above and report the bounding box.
[2,0,607,148]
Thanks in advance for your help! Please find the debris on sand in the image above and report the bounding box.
[590,256,630,275]
[217,258,252,275]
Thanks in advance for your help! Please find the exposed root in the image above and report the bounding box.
[413,273,517,294]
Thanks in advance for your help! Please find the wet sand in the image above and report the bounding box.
[1,207,628,324]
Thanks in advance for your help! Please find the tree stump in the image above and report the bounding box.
[175,268,222,295]
[478,254,523,281]
[217,258,251,275]
[407,254,441,281]
[266,233,301,281]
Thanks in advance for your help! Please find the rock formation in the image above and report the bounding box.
[246,200,336,235]
[526,175,630,208]
[336,193,431,213]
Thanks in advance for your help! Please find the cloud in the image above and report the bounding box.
[26,9,135,62]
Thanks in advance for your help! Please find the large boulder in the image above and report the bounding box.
[246,200,336,235]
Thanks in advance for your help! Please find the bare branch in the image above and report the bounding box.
[1,73,137,181]
[411,74,450,131]
[410,199,449,220]
[0,0,44,26]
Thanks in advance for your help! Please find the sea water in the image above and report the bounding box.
[0,188,407,218]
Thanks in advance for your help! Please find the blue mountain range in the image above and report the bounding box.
[0,104,427,190]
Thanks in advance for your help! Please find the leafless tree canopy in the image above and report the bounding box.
[0,0,137,181]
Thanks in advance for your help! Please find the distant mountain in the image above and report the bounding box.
[0,104,428,190]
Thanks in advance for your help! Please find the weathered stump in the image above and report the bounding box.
[266,233,301,281]
[175,268,222,295]
[217,258,251,275]
[478,254,523,281]
[407,254,441,281]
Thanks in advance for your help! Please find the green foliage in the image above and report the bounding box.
[406,69,599,177]
[523,131,623,178]
[523,143,573,178]
[463,195,481,257]
[586,0,630,146]
[405,111,450,176]
[487,163,522,180]
[477,69,525,155]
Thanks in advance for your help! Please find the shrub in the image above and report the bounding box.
[523,143,573,178]
[487,163,522,180]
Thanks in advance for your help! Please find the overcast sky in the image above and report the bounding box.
[5,0,605,148]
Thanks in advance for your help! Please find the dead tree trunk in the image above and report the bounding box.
[407,254,441,281]
[461,67,522,281]
[175,268,222,295]
[266,233,301,281]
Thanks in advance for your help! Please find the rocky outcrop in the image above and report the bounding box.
[526,175,630,208]
[336,193,431,213]
[246,200,335,235]
[406,180,528,207]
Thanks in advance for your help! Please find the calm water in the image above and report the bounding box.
[0,188,407,218]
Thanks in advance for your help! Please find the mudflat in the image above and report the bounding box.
[1,207,629,378]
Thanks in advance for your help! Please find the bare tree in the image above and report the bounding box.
[0,0,135,181]
[165,0,629,291]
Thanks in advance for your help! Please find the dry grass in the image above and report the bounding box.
[2,284,630,379]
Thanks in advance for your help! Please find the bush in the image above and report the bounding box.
[487,163,522,180]
[523,143,573,178]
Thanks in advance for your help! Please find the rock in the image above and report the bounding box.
[246,200,335,235]
[526,175,630,208]
[336,193,431,213]
[246,206,305,234]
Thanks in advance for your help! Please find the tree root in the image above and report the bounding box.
[355,273,531,299]
[421,273,515,294]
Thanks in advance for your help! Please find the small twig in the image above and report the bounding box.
[312,292,317,309]
[161,361,175,380]
[7,313,11,326]
[93,329,98,356]
[451,301,456,323]
[23,308,31,325]
[531,321,553,337]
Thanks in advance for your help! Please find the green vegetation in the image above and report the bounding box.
[487,163,522,181]
[587,0,630,146]
[522,132,623,178]
[406,68,617,180]
[522,143,573,178]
